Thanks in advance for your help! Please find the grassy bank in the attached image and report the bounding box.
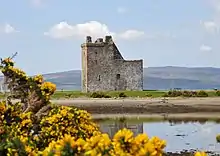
[51,90,166,99]
[0,90,219,99]
[51,90,219,99]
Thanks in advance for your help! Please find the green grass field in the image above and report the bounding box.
[52,90,166,99]
[0,90,219,99]
[51,90,219,99]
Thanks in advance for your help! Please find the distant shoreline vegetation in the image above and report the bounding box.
[1,89,220,99]
[52,89,220,98]
[1,89,217,99]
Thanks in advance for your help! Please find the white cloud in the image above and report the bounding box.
[117,30,145,40]
[44,21,146,41]
[0,23,18,34]
[201,0,220,34]
[4,24,17,34]
[117,7,128,14]
[44,21,114,39]
[201,20,219,33]
[200,45,212,52]
[44,22,77,39]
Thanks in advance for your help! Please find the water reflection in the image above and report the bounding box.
[98,120,220,153]
[99,120,143,138]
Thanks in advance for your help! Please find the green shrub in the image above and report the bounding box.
[216,90,220,96]
[103,94,111,98]
[65,93,72,98]
[163,93,169,97]
[118,92,127,98]
[182,91,192,97]
[197,90,208,97]
[182,91,198,97]
[167,90,182,97]
[165,90,209,98]
[90,92,102,98]
[90,92,111,98]
[145,93,152,97]
[191,91,198,97]
[216,134,220,143]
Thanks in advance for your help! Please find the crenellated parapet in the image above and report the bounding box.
[81,36,114,47]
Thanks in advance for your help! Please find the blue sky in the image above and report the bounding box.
[0,0,220,75]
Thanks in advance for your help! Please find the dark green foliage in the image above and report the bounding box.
[167,90,182,97]
[216,135,220,143]
[90,92,111,98]
[118,92,127,98]
[197,90,209,97]
[216,90,220,96]
[182,91,197,97]
[164,90,209,97]
[145,94,153,97]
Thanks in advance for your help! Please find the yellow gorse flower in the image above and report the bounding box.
[195,151,208,156]
[33,74,44,84]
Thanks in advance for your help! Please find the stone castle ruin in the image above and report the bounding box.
[81,36,143,92]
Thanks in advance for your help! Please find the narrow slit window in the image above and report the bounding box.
[95,60,97,65]
[98,75,101,81]
[116,74,120,79]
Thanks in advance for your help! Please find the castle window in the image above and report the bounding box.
[95,51,97,54]
[95,60,97,65]
[116,74,120,79]
[98,75,101,81]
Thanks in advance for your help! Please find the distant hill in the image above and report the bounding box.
[1,67,220,90]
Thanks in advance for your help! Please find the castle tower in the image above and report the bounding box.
[81,36,143,92]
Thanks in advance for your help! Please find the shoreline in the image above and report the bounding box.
[5,97,220,117]
[52,97,220,116]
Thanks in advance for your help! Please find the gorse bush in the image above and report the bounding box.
[0,57,99,154]
[42,130,167,156]
[164,90,209,97]
[0,56,207,156]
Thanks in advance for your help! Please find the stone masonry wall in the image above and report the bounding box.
[81,36,143,92]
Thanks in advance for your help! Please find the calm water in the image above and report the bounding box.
[98,120,220,153]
